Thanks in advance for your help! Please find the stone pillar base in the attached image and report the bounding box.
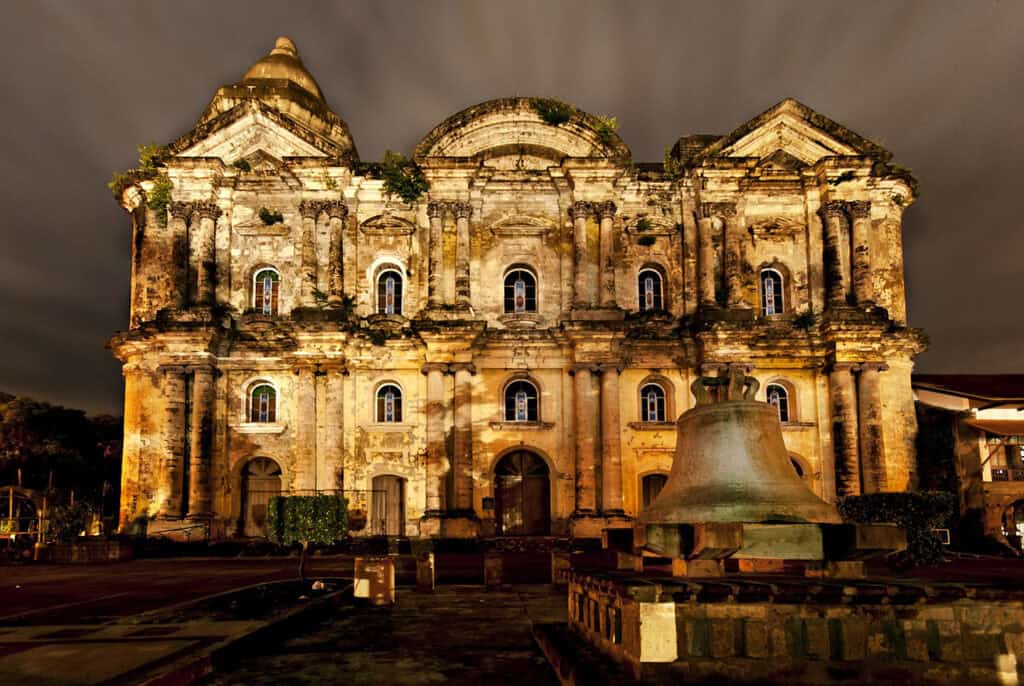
[418,510,480,538]
[570,513,622,539]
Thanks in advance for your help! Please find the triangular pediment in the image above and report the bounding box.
[175,103,330,162]
[698,98,890,166]
[757,148,807,171]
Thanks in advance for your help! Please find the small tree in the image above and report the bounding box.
[267,494,348,582]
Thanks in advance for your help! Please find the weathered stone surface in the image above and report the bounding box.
[112,38,926,540]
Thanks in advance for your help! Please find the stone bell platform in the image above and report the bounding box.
[556,567,1024,685]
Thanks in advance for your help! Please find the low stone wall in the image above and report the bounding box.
[48,539,134,564]
[568,570,1024,684]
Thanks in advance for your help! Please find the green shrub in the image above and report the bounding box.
[663,147,684,179]
[594,115,618,145]
[146,176,173,226]
[635,217,653,232]
[268,494,348,580]
[108,142,172,224]
[837,491,957,567]
[381,150,429,203]
[48,502,94,542]
[530,97,574,126]
[259,207,284,225]
[793,311,817,330]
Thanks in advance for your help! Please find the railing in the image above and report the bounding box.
[989,468,1024,482]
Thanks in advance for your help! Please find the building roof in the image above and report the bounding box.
[241,36,324,101]
[912,374,1024,402]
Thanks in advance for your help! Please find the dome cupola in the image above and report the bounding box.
[241,36,324,101]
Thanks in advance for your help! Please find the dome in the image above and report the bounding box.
[242,37,324,101]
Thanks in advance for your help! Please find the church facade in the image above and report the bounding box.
[110,38,925,540]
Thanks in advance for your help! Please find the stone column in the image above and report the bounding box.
[322,364,346,492]
[570,201,593,308]
[721,206,745,308]
[573,365,598,514]
[848,200,873,305]
[294,364,317,492]
[187,365,215,516]
[168,202,192,309]
[325,201,348,307]
[453,201,472,307]
[597,201,618,308]
[600,366,624,515]
[159,366,188,517]
[829,363,861,497]
[697,216,717,307]
[427,202,444,308]
[194,203,220,305]
[857,362,889,493]
[422,363,448,513]
[298,200,320,306]
[821,201,849,307]
[451,362,475,512]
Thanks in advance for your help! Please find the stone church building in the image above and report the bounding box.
[110,37,925,540]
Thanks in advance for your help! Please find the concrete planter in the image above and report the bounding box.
[48,538,134,564]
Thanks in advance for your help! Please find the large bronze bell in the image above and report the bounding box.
[642,369,841,526]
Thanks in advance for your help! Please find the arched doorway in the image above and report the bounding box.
[641,473,669,511]
[371,475,406,536]
[495,450,550,536]
[241,458,281,538]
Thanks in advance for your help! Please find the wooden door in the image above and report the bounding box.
[371,475,406,536]
[495,451,550,536]
[242,458,281,538]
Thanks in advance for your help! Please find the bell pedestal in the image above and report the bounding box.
[570,512,631,539]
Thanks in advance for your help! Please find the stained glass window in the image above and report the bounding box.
[761,269,784,316]
[504,380,539,421]
[249,384,276,423]
[767,384,790,422]
[503,269,537,313]
[376,269,403,315]
[640,384,666,422]
[637,269,663,312]
[376,384,403,423]
[253,269,280,316]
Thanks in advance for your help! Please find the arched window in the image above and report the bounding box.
[766,383,790,423]
[376,267,404,315]
[503,268,537,313]
[637,268,664,312]
[253,268,280,316]
[760,269,784,316]
[249,383,277,423]
[376,384,403,423]
[639,383,666,422]
[504,380,539,422]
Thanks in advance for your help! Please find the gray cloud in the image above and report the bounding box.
[0,0,1020,414]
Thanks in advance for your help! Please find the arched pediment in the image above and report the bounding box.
[360,213,416,235]
[489,213,557,237]
[415,97,631,163]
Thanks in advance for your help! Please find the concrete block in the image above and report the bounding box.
[690,522,743,559]
[734,523,824,560]
[744,620,771,658]
[672,558,724,578]
[737,558,785,574]
[710,619,738,657]
[484,553,502,589]
[804,618,829,659]
[805,560,866,579]
[638,602,678,662]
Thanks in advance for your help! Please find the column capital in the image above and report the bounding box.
[185,363,216,376]
[568,200,594,220]
[157,364,188,376]
[855,361,890,373]
[420,362,450,375]
[829,361,858,373]
[596,363,622,375]
[193,202,222,221]
[169,201,194,221]
[324,200,348,220]
[449,362,477,375]
[568,363,600,375]
[291,361,320,375]
[821,200,848,218]
[701,201,736,218]
[847,200,871,219]
[427,201,445,218]
[298,199,322,219]
[596,200,617,219]
[450,200,472,219]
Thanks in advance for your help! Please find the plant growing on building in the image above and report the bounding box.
[663,147,685,179]
[635,217,653,232]
[267,494,348,582]
[108,142,173,226]
[530,97,574,126]
[259,207,284,225]
[593,115,618,145]
[381,150,429,203]
[793,310,817,330]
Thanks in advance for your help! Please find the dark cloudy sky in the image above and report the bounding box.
[1,1,1021,415]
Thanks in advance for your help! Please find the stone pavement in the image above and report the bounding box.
[202,585,567,686]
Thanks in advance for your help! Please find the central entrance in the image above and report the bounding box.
[494,450,550,536]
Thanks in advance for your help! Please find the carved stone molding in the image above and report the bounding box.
[427,201,445,219]
[193,202,222,221]
[450,201,472,219]
[702,202,737,219]
[847,200,871,219]
[821,200,848,218]
[596,200,617,219]
[855,361,890,373]
[298,199,322,219]
[420,362,451,375]
[169,201,194,221]
[449,362,477,375]
[568,201,594,220]
[324,200,348,219]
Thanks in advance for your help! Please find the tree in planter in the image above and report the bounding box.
[267,494,348,582]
